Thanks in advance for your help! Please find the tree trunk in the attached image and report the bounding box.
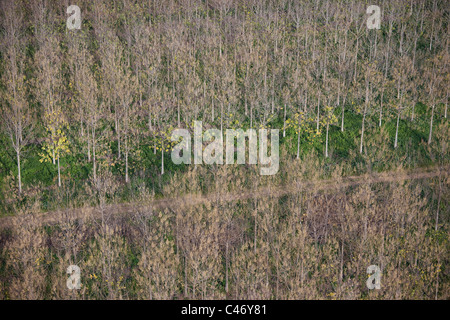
[428,104,435,144]
[17,150,22,194]
[353,37,359,84]
[93,135,97,182]
[148,111,152,130]
[211,97,214,122]
[379,90,384,127]
[394,111,400,148]
[325,123,329,157]
[445,90,448,118]
[225,241,229,293]
[161,140,164,175]
[177,100,180,127]
[254,201,257,254]
[360,83,369,154]
[57,154,61,187]
[360,108,366,154]
[117,120,121,159]
[125,136,129,183]
[87,128,91,162]
[221,103,224,135]
[316,95,320,133]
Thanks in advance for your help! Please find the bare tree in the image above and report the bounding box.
[1,2,33,194]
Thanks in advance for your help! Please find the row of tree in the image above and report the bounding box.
[1,0,448,193]
[1,162,448,299]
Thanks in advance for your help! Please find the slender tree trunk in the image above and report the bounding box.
[379,90,384,127]
[125,138,129,183]
[429,0,436,51]
[93,131,97,182]
[353,37,359,84]
[394,111,400,148]
[211,97,214,122]
[221,103,223,135]
[148,111,152,130]
[316,95,320,133]
[57,154,61,187]
[445,90,448,119]
[17,150,22,194]
[254,201,257,254]
[428,104,435,144]
[117,120,121,159]
[380,26,391,127]
[341,95,346,132]
[177,100,180,127]
[161,140,164,175]
[87,133,91,162]
[412,28,418,69]
[325,123,329,157]
[360,108,366,154]
[360,83,369,154]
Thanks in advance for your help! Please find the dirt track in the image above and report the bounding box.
[0,165,448,229]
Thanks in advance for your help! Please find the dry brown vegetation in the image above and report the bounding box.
[0,159,448,299]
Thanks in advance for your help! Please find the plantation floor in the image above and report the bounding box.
[0,164,447,230]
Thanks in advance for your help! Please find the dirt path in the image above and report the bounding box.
[0,165,448,229]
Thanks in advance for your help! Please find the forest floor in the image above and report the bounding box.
[0,164,447,229]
